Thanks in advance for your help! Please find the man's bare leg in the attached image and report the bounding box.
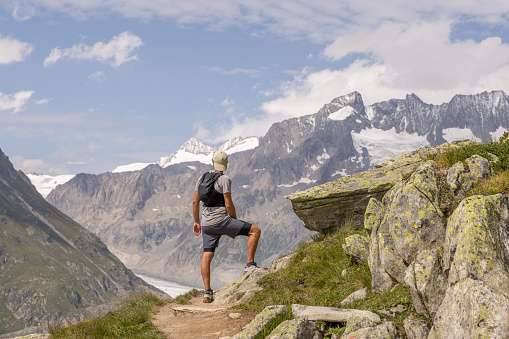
[246,225,261,263]
[201,252,214,290]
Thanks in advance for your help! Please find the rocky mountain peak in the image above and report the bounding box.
[180,137,215,154]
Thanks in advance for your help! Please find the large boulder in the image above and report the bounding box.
[443,194,509,295]
[431,194,509,338]
[404,248,447,317]
[369,161,446,290]
[429,278,509,339]
[265,319,323,339]
[287,143,466,233]
[291,304,380,323]
[446,155,492,199]
[403,315,429,339]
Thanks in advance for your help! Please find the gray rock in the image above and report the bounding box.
[344,321,400,339]
[403,315,429,339]
[291,304,380,323]
[404,249,447,317]
[443,194,509,297]
[340,288,368,306]
[269,253,297,273]
[214,267,270,306]
[340,315,378,338]
[287,143,460,232]
[342,235,369,264]
[429,278,509,339]
[364,197,384,233]
[232,305,287,339]
[446,155,492,199]
[370,161,446,291]
[265,319,323,339]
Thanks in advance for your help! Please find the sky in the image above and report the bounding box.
[1,1,509,175]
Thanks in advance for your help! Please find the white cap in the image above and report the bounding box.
[212,150,228,171]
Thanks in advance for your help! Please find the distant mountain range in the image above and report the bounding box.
[43,90,509,288]
[0,149,144,335]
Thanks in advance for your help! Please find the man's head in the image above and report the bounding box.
[212,151,228,171]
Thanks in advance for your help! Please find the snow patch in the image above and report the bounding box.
[113,162,153,173]
[365,106,376,121]
[442,128,481,142]
[490,126,508,141]
[278,177,317,188]
[242,185,250,189]
[329,106,355,121]
[136,274,195,298]
[331,169,348,177]
[351,127,429,166]
[26,173,76,198]
[317,149,331,164]
[187,166,197,170]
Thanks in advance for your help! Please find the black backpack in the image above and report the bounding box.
[197,172,225,207]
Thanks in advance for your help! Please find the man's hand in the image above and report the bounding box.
[193,222,201,236]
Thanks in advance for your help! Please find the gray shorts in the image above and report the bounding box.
[202,217,252,252]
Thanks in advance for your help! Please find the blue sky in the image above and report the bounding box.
[1,1,509,175]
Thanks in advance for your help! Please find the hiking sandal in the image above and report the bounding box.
[203,289,213,303]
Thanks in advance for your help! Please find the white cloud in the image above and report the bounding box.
[205,66,262,77]
[44,31,143,67]
[0,35,34,64]
[8,1,509,42]
[12,3,36,22]
[88,70,107,82]
[0,90,35,114]
[36,98,51,105]
[10,155,70,175]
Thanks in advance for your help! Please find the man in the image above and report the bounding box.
[193,150,262,303]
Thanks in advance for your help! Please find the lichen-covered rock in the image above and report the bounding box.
[370,161,445,290]
[403,315,429,339]
[340,315,377,338]
[446,155,492,199]
[404,249,447,317]
[340,287,368,306]
[268,253,296,273]
[232,305,287,339]
[291,304,380,323]
[342,235,369,264]
[214,267,269,305]
[287,142,469,233]
[265,319,323,339]
[344,321,400,339]
[429,278,509,339]
[364,197,384,232]
[443,194,509,296]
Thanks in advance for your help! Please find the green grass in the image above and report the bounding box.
[49,294,166,339]
[175,288,200,304]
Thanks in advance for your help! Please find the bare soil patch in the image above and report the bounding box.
[151,295,258,339]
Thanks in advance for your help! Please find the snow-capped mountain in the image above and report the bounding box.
[156,136,260,169]
[26,173,76,198]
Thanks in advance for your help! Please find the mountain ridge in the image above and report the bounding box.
[45,90,509,288]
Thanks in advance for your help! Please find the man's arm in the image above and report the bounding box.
[192,191,201,235]
[224,192,237,219]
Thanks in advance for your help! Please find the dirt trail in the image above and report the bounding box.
[151,294,258,339]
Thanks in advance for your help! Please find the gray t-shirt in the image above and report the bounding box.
[195,171,231,226]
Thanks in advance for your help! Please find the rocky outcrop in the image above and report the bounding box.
[288,142,468,233]
[446,155,493,199]
[429,194,509,338]
[340,288,368,306]
[369,161,446,291]
[404,249,447,317]
[340,315,378,338]
[403,315,429,339]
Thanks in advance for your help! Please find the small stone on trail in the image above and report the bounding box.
[229,312,242,319]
